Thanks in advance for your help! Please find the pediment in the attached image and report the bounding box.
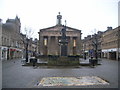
[40,25,81,32]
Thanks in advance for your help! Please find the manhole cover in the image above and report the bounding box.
[38,76,109,86]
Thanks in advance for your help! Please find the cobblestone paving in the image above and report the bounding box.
[2,58,118,88]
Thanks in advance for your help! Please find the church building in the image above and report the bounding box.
[38,12,82,56]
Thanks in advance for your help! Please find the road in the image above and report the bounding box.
[2,58,118,88]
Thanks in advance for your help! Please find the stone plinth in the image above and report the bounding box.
[48,56,80,66]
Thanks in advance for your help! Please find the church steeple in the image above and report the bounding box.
[56,12,62,25]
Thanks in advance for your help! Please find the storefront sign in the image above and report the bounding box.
[10,49,16,51]
[102,48,117,52]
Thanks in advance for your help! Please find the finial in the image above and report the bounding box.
[16,14,18,18]
[58,12,60,15]
[65,20,67,26]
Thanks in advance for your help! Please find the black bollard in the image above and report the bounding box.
[33,58,37,67]
[33,59,35,67]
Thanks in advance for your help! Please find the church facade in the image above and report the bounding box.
[38,13,82,56]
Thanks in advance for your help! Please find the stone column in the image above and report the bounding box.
[38,32,40,54]
[67,37,70,55]
[76,36,81,55]
[39,36,43,55]
[47,36,51,55]
[70,37,73,55]
[55,36,59,55]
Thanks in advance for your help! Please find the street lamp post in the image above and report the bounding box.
[25,38,29,62]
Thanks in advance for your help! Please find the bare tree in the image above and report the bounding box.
[20,27,34,62]
[91,30,103,61]
[92,34,98,60]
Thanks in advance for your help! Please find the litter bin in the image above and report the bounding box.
[89,58,97,66]
[30,57,37,67]
[21,59,26,65]
[97,59,102,65]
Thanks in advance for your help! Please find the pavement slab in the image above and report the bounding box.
[38,76,109,87]
[2,58,118,88]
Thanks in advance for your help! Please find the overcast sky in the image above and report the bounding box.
[0,0,119,39]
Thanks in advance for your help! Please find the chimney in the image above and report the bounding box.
[107,27,112,30]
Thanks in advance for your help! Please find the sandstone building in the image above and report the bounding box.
[82,26,120,60]
[1,16,23,60]
[83,31,103,58]
[38,13,82,56]
[1,16,39,60]
[20,33,38,59]
[101,26,120,60]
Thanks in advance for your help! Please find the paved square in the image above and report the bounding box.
[38,76,109,86]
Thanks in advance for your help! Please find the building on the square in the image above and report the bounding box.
[33,38,39,54]
[38,12,82,56]
[0,19,9,60]
[1,16,23,60]
[82,26,120,60]
[101,26,120,60]
[19,33,26,58]
[27,38,38,57]
[82,31,103,58]
[20,32,39,59]
[82,35,92,57]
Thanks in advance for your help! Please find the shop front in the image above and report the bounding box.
[9,48,16,59]
[1,46,8,61]
[102,48,117,60]
[9,47,23,59]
